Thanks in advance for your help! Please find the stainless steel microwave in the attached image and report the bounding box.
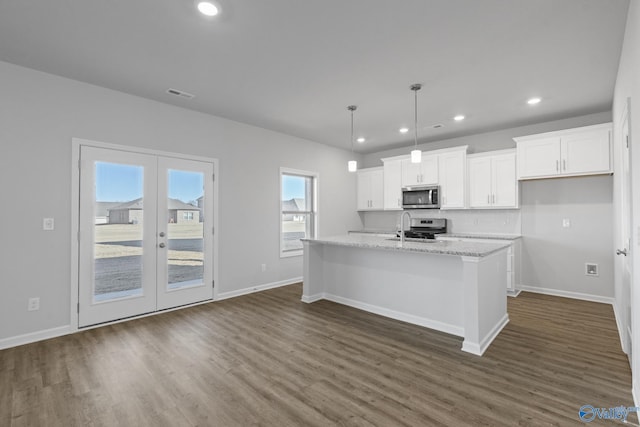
[402,185,440,209]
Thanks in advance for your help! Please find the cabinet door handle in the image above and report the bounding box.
[492,194,496,204]
[563,159,566,171]
[556,160,559,172]
[487,195,490,204]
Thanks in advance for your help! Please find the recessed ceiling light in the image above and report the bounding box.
[357,137,365,143]
[454,115,465,121]
[527,97,542,105]
[399,127,409,134]
[197,1,219,16]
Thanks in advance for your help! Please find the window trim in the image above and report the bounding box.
[279,167,318,258]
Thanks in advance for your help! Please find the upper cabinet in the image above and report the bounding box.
[382,158,403,210]
[357,167,384,211]
[438,148,466,209]
[514,123,612,180]
[468,150,518,209]
[401,154,438,186]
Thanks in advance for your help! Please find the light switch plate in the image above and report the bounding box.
[43,218,54,231]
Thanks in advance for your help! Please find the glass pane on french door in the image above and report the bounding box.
[167,169,204,289]
[94,162,144,301]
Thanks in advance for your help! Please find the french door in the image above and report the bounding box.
[78,146,214,327]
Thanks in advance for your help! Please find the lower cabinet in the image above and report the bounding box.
[357,167,384,211]
[438,236,522,296]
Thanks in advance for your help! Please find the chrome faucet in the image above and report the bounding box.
[400,211,411,245]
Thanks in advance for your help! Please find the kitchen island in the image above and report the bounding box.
[302,234,511,356]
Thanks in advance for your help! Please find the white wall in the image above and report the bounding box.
[0,61,364,343]
[520,175,614,300]
[612,0,640,405]
[360,113,615,301]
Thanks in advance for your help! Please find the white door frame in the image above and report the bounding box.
[70,137,219,331]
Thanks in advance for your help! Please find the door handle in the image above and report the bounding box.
[563,159,566,171]
[616,249,628,256]
[159,232,165,237]
[159,242,166,248]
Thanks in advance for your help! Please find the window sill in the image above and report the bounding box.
[280,250,303,258]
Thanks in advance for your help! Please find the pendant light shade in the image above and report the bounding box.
[347,105,358,172]
[411,149,422,163]
[410,84,422,163]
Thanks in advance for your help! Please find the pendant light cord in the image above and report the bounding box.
[348,105,357,154]
[411,84,421,150]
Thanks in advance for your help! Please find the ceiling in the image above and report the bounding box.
[0,0,629,153]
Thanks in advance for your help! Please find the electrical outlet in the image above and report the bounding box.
[585,263,598,277]
[562,218,571,228]
[261,263,266,272]
[28,297,40,311]
[43,218,54,231]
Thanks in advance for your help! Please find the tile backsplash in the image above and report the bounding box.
[362,209,522,235]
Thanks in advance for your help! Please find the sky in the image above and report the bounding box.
[282,175,306,201]
[95,162,203,203]
[96,162,303,203]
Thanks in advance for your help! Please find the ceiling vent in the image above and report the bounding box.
[166,88,195,100]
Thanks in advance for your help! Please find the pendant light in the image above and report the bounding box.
[410,84,422,163]
[347,105,358,172]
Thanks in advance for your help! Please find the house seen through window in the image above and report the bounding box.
[280,168,317,257]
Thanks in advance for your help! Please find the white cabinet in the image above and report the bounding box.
[357,167,384,211]
[515,123,612,180]
[437,236,522,296]
[382,158,403,210]
[401,154,438,186]
[468,150,518,209]
[438,149,466,209]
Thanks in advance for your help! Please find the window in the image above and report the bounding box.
[280,168,318,257]
[182,211,194,221]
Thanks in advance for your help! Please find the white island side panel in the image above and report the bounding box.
[310,243,465,336]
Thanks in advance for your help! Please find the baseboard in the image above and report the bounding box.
[322,293,464,337]
[301,293,324,303]
[216,277,302,301]
[0,325,73,350]
[612,302,629,354]
[462,313,509,356]
[507,289,522,297]
[518,285,614,305]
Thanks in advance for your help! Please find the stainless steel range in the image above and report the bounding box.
[398,218,447,240]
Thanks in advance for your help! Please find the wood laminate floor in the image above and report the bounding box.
[0,284,634,426]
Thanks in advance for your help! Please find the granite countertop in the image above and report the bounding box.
[349,230,521,240]
[439,233,522,241]
[303,234,510,257]
[348,229,397,235]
